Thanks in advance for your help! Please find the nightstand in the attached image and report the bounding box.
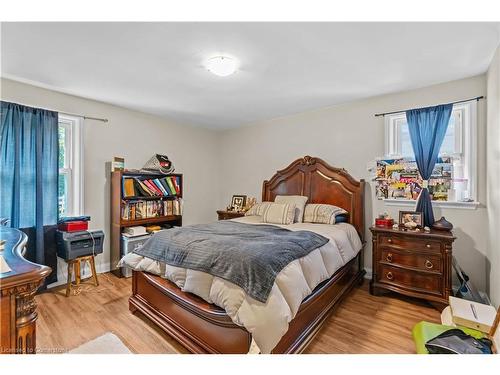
[370,226,456,310]
[217,210,245,220]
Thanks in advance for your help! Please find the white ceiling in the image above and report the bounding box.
[1,22,500,129]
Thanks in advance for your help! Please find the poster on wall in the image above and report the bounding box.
[373,157,453,201]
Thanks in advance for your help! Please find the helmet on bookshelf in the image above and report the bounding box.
[142,154,175,174]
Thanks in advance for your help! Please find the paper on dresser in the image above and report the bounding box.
[0,254,12,273]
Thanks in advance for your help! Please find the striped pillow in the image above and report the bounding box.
[303,204,348,225]
[245,202,273,216]
[274,195,308,223]
[262,203,296,225]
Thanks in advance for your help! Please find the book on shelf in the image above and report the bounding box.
[121,197,183,221]
[153,179,168,196]
[121,175,181,198]
[133,179,152,197]
[123,178,135,198]
[158,178,170,195]
[172,176,181,194]
[166,177,176,195]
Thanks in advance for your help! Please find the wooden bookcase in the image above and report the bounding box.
[110,170,183,277]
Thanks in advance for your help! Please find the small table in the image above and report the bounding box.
[216,210,245,221]
[65,255,99,297]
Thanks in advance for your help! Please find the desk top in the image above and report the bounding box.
[0,227,51,288]
[370,225,456,240]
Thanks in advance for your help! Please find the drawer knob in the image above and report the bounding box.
[425,260,434,269]
[386,272,394,280]
[387,238,392,243]
[386,253,393,262]
[426,244,431,248]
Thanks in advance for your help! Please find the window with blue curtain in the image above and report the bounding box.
[0,101,59,284]
[406,104,453,226]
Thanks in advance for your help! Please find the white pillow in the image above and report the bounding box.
[245,202,272,216]
[274,195,308,223]
[262,203,296,225]
[303,204,348,225]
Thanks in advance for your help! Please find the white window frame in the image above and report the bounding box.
[383,101,478,209]
[59,114,84,217]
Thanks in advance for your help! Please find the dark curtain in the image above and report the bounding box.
[406,104,452,227]
[0,101,59,285]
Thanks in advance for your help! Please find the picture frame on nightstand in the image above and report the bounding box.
[230,195,247,211]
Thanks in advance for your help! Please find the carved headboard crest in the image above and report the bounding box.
[262,156,365,240]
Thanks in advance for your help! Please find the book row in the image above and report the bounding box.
[122,175,181,198]
[121,198,183,220]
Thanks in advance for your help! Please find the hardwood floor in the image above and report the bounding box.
[35,272,440,354]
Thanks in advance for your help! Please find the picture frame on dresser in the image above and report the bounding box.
[399,210,423,228]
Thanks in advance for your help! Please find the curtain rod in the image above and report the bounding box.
[374,96,485,117]
[3,100,108,123]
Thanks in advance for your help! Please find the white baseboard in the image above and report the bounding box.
[364,267,372,280]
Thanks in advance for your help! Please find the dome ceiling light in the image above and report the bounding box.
[205,56,238,77]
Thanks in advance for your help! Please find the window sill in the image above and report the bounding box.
[383,199,480,210]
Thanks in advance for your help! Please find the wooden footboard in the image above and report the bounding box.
[129,252,365,354]
[130,270,252,353]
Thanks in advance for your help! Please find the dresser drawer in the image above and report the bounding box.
[379,234,441,252]
[377,264,442,295]
[380,248,442,273]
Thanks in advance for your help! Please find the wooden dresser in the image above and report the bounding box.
[0,227,51,354]
[369,226,455,309]
[216,210,245,220]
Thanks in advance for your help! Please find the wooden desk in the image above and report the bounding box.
[0,227,51,354]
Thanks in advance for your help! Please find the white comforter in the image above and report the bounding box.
[118,216,362,353]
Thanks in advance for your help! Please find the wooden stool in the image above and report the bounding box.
[65,255,99,297]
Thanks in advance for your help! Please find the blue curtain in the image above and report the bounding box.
[0,101,59,282]
[406,104,452,227]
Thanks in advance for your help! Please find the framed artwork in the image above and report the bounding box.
[231,195,247,211]
[399,210,423,228]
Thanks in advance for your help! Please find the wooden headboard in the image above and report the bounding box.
[262,156,365,240]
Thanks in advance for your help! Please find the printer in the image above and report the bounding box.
[56,230,105,260]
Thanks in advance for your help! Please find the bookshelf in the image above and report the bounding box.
[110,170,183,277]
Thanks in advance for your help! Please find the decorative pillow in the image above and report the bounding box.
[303,204,348,225]
[245,202,272,216]
[334,213,349,223]
[274,195,308,223]
[262,203,296,225]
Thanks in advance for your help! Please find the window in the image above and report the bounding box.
[58,114,83,217]
[384,101,477,205]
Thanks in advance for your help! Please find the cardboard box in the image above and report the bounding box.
[449,296,497,333]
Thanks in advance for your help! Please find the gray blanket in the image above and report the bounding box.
[133,221,329,303]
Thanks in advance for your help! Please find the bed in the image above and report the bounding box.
[124,156,365,353]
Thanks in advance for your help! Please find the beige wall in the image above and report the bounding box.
[217,75,489,291]
[487,46,500,307]
[0,78,221,283]
[1,74,494,295]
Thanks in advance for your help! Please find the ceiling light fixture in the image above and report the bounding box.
[205,56,238,77]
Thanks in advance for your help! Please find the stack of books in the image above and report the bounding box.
[121,198,182,220]
[122,176,181,198]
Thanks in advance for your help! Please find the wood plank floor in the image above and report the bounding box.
[35,272,440,354]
